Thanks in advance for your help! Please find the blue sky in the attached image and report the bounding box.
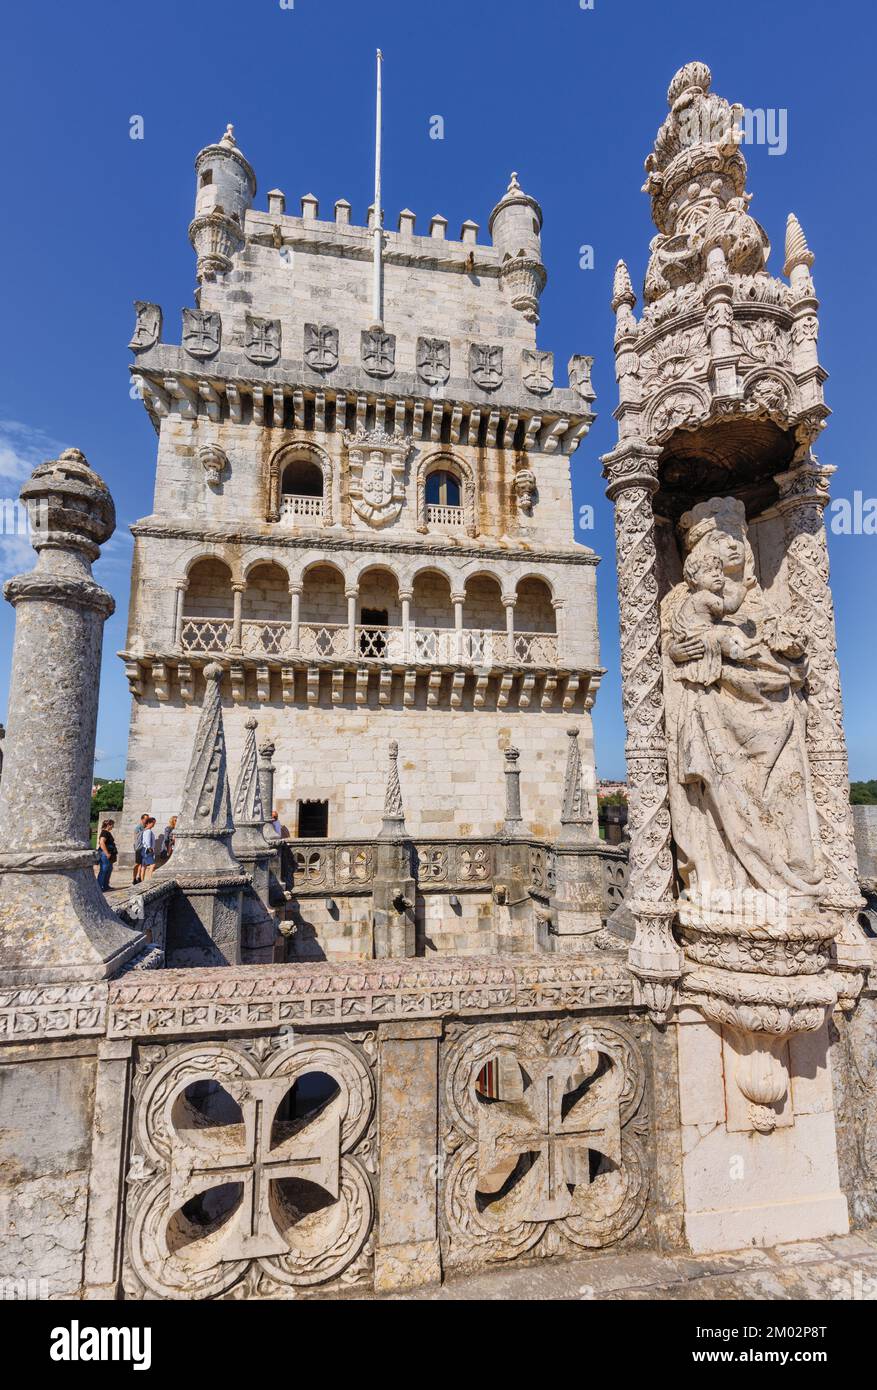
[1,0,874,781]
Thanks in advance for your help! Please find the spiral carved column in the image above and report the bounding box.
[775,460,870,1008]
[603,443,682,1023]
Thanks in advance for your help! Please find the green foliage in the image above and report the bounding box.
[850,781,877,805]
[91,779,124,818]
[598,791,628,806]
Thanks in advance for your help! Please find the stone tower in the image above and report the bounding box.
[121,126,604,957]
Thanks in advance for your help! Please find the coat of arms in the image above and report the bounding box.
[304,323,339,372]
[522,349,554,395]
[361,328,396,378]
[245,314,281,365]
[470,342,503,390]
[182,308,221,359]
[416,336,450,386]
[344,428,410,527]
[128,301,162,352]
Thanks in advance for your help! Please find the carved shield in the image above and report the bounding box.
[568,354,595,401]
[129,301,162,352]
[182,308,221,358]
[245,314,281,365]
[362,458,394,509]
[470,343,503,390]
[304,323,339,372]
[361,328,396,378]
[417,336,450,385]
[522,349,554,395]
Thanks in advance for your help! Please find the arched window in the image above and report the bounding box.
[425,469,461,509]
[280,459,324,522]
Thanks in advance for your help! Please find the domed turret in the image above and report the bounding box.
[488,172,546,323]
[189,124,257,281]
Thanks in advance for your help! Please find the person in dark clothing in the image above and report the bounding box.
[98,819,118,891]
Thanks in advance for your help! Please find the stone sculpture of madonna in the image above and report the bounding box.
[662,495,825,910]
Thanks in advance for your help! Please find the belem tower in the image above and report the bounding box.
[0,61,874,1301]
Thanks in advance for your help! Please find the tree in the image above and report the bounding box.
[91,779,125,818]
[850,781,877,806]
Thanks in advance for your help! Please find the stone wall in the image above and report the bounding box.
[122,696,598,846]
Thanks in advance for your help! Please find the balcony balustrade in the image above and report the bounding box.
[425,503,464,527]
[280,493,323,521]
[179,615,559,666]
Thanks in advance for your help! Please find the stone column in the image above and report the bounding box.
[601,443,682,1020]
[231,581,245,652]
[374,1020,442,1290]
[502,746,524,834]
[775,460,870,1006]
[257,735,276,821]
[345,587,358,656]
[451,591,465,664]
[173,581,187,648]
[289,582,302,650]
[503,595,516,661]
[399,589,412,661]
[0,449,144,981]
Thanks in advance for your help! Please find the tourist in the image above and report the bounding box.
[161,814,177,863]
[132,812,149,883]
[270,809,282,837]
[141,816,158,878]
[97,819,117,891]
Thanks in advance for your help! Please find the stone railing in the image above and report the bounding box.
[280,836,558,896]
[280,493,323,521]
[241,620,293,655]
[179,616,560,668]
[426,503,464,527]
[298,622,350,658]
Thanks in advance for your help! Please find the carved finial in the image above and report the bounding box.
[666,60,712,110]
[221,123,237,148]
[611,259,636,313]
[508,171,521,191]
[232,716,264,825]
[166,661,239,875]
[783,212,814,278]
[380,739,406,836]
[560,726,592,840]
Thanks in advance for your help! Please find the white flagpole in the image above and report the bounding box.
[372,48,383,327]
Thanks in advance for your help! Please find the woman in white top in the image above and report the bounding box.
[141,818,158,877]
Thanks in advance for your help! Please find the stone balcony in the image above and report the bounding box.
[179,616,559,667]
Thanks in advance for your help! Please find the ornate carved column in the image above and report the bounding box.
[0,449,144,980]
[373,741,415,958]
[775,460,870,1006]
[601,443,682,1021]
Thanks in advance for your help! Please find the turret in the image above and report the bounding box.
[189,124,256,282]
[488,172,546,323]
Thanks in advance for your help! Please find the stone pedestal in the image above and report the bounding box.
[676,1009,848,1250]
[374,1020,442,1290]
